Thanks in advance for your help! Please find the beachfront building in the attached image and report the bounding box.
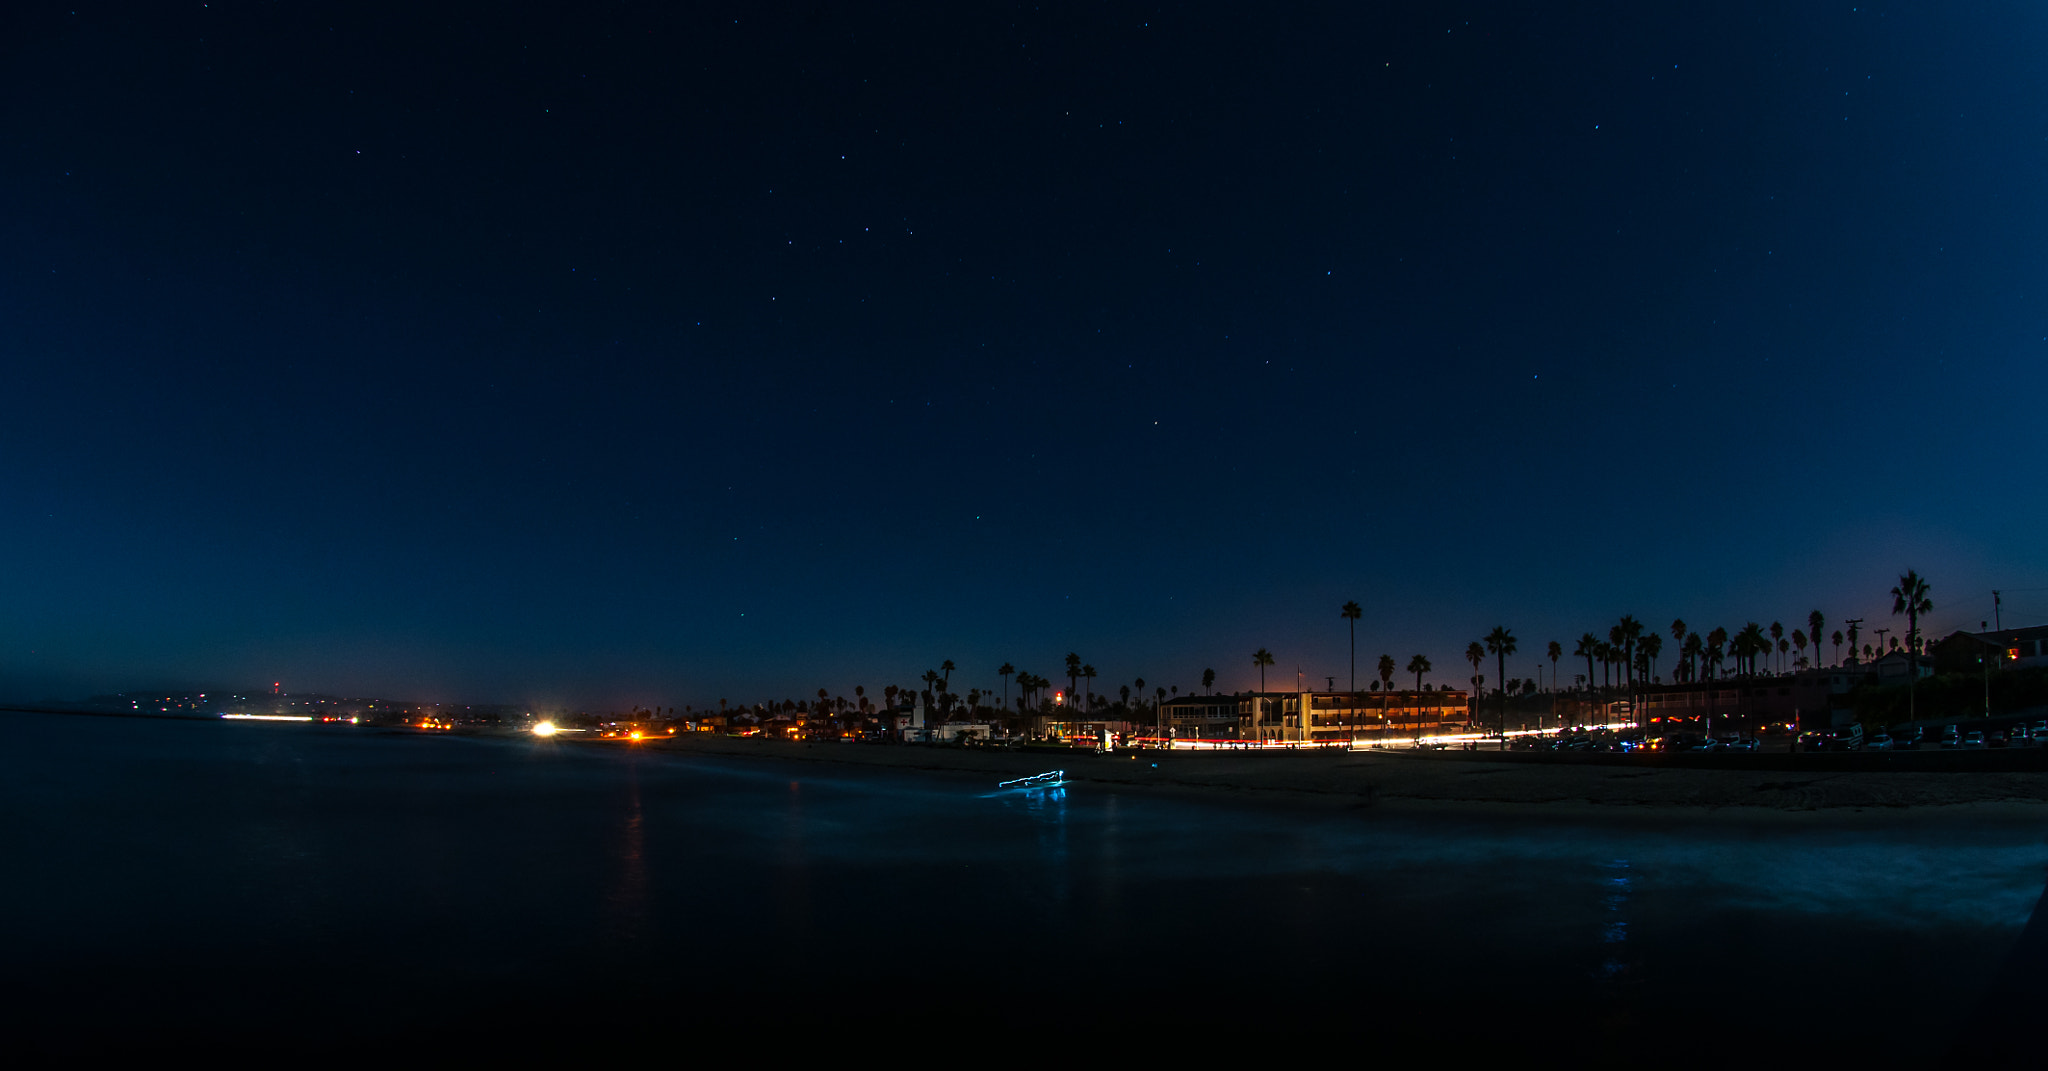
[1636,664,1882,730]
[1230,690,1470,743]
[1934,625,2048,674]
[1161,694,1240,740]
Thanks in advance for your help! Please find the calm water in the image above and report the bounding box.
[4,710,2044,1062]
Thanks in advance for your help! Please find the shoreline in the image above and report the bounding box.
[617,732,2048,823]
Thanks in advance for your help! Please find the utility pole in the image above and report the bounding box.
[1876,627,1891,656]
[1994,590,2002,631]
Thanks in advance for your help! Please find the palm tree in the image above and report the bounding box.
[1546,641,1562,692]
[1638,632,1663,684]
[1791,629,1807,671]
[1732,623,1768,676]
[1832,630,1844,666]
[1807,610,1826,668]
[941,659,956,696]
[1681,632,1704,683]
[1617,616,1644,699]
[1891,569,1933,654]
[1406,653,1430,691]
[1768,622,1784,673]
[1082,664,1099,709]
[1574,633,1599,696]
[1485,627,1518,743]
[1465,641,1486,698]
[1251,648,1275,740]
[998,663,1015,710]
[1064,652,1081,710]
[1891,569,1933,721]
[1202,668,1216,693]
[1341,600,1363,692]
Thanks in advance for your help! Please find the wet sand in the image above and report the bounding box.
[625,733,2048,820]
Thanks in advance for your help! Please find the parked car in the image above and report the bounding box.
[1893,728,1923,750]
[1722,737,1760,752]
[1941,726,1962,749]
[1866,734,1894,751]
[1989,731,2010,749]
[1963,730,1987,749]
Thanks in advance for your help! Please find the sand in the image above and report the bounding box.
[612,733,2048,823]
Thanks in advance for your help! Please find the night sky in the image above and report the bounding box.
[5,2,2046,707]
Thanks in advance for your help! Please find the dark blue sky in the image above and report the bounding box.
[4,1,2045,707]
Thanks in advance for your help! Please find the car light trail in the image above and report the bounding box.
[220,714,314,722]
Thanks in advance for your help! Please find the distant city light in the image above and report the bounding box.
[221,714,313,723]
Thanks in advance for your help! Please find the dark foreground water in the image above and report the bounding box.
[4,711,2046,1065]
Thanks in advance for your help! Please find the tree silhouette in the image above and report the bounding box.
[1252,648,1274,691]
[1807,610,1826,668]
[1485,627,1517,742]
[1406,653,1431,691]
[1574,633,1599,696]
[998,663,1015,711]
[1891,569,1933,721]
[1341,600,1363,692]
[1202,667,1216,693]
[1546,640,1562,692]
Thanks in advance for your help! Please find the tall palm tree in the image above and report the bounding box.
[1732,623,1768,676]
[941,659,956,696]
[1202,668,1216,693]
[1831,630,1843,666]
[1639,632,1663,684]
[1082,664,1098,709]
[1891,569,1933,721]
[1064,652,1082,710]
[1617,616,1644,699]
[1485,627,1518,743]
[1574,633,1599,696]
[1546,641,1562,692]
[1681,632,1704,683]
[1251,648,1275,740]
[1768,622,1784,673]
[1341,600,1363,692]
[1891,569,1933,654]
[1807,610,1826,668]
[1406,654,1430,691]
[1791,630,1807,671]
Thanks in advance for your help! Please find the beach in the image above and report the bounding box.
[632,732,2048,818]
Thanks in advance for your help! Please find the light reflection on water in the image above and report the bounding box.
[2,711,2042,1060]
